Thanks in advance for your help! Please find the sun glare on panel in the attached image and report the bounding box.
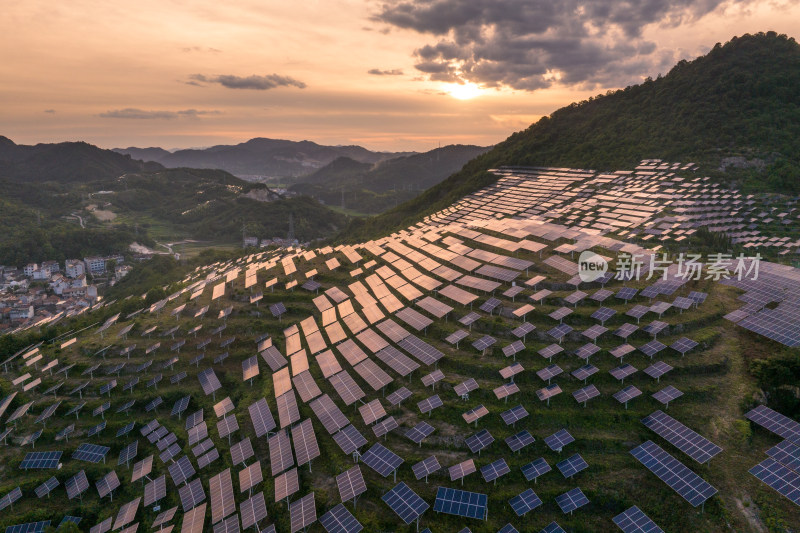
[445,82,483,100]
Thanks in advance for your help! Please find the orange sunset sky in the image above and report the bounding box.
[2,0,799,152]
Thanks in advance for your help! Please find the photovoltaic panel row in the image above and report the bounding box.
[383,482,429,525]
[433,487,487,520]
[750,457,800,506]
[745,405,800,445]
[641,410,722,464]
[630,441,717,507]
[612,505,664,533]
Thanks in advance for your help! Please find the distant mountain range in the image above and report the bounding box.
[114,138,416,179]
[290,144,490,213]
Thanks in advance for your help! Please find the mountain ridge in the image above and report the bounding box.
[114,137,417,179]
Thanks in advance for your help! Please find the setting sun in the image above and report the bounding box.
[445,82,483,100]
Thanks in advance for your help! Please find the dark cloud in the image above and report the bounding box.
[99,108,221,119]
[367,68,405,75]
[43,109,55,114]
[189,73,306,90]
[372,0,746,90]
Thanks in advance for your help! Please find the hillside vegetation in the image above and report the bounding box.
[338,32,800,242]
[0,141,350,264]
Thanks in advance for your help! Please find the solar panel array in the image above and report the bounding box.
[631,441,718,507]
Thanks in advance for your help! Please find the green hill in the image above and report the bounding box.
[338,31,800,242]
[0,137,161,183]
[0,156,350,265]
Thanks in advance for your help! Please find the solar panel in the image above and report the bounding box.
[361,443,403,477]
[616,287,638,300]
[434,487,487,520]
[463,405,489,425]
[522,457,551,481]
[292,418,320,466]
[230,437,255,466]
[383,482,429,525]
[610,364,638,381]
[630,440,718,507]
[446,330,470,345]
[766,440,800,472]
[172,395,191,417]
[144,474,166,506]
[65,470,89,499]
[572,364,600,381]
[289,493,316,533]
[540,522,566,533]
[454,379,479,397]
[652,385,683,406]
[537,364,563,382]
[5,521,51,533]
[539,344,563,360]
[34,477,59,498]
[309,394,348,434]
[320,503,363,533]
[72,443,110,463]
[198,368,222,396]
[670,337,698,355]
[505,430,535,453]
[268,430,295,476]
[501,405,528,426]
[614,386,642,406]
[332,425,368,455]
[96,470,120,498]
[643,361,673,380]
[131,455,153,483]
[511,322,535,338]
[406,421,435,444]
[418,394,443,415]
[472,335,497,351]
[641,410,722,464]
[481,458,510,482]
[168,455,196,486]
[613,505,665,533]
[181,502,207,533]
[179,478,206,511]
[0,487,22,510]
[556,454,589,478]
[574,343,600,361]
[465,429,494,453]
[239,460,264,494]
[555,487,589,513]
[413,455,442,480]
[591,307,617,323]
[248,398,277,438]
[548,324,573,341]
[209,468,236,525]
[545,429,574,452]
[398,335,444,365]
[336,465,367,502]
[19,451,62,469]
[240,492,268,530]
[746,405,800,445]
[750,457,800,505]
[639,340,666,358]
[217,414,239,440]
[509,488,542,516]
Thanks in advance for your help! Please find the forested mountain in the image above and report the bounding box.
[339,32,800,241]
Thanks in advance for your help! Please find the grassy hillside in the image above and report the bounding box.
[337,32,800,242]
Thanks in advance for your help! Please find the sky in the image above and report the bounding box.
[1,0,798,152]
